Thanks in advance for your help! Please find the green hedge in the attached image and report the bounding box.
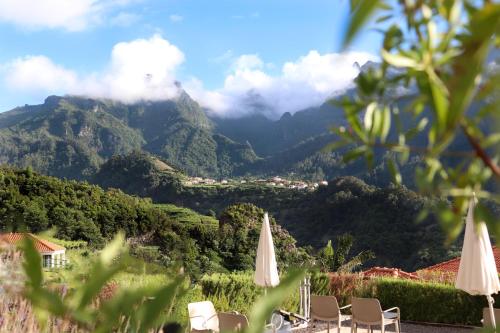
[198,272,500,326]
[199,272,331,315]
[200,272,264,314]
[362,278,499,326]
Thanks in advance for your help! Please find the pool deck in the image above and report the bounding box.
[298,319,476,333]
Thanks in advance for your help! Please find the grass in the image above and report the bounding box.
[156,204,218,226]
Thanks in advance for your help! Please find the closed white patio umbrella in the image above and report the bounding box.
[455,196,500,328]
[254,212,280,288]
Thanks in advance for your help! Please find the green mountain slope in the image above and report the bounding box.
[212,102,344,157]
[92,152,462,271]
[0,93,259,179]
[0,166,308,278]
[0,96,144,179]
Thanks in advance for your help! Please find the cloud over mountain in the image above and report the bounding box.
[3,34,184,102]
[185,50,376,118]
[1,34,375,117]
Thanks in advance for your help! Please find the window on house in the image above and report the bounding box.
[43,255,51,267]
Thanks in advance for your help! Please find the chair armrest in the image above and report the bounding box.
[189,313,218,329]
[340,304,352,311]
[189,314,207,327]
[265,323,276,332]
[189,315,206,320]
[383,307,400,316]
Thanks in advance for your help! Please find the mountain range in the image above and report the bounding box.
[0,87,364,182]
[2,54,494,185]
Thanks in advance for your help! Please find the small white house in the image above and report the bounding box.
[0,232,66,268]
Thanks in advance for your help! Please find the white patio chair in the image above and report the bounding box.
[188,301,248,332]
[350,297,400,333]
[309,295,351,333]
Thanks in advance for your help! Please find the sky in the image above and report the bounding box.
[0,0,382,117]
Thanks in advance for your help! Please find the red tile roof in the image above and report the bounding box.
[0,233,65,253]
[419,246,500,273]
[362,267,419,280]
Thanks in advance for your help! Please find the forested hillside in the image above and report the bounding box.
[0,166,308,278]
[0,87,424,184]
[92,152,461,271]
[0,93,259,179]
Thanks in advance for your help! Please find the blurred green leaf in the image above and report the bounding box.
[73,233,127,311]
[387,158,402,185]
[22,236,43,289]
[381,49,421,68]
[380,106,391,143]
[447,3,500,127]
[137,277,184,333]
[376,14,392,23]
[244,269,305,333]
[343,0,381,48]
[343,146,367,163]
[426,68,450,136]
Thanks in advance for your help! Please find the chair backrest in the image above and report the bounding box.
[483,308,500,327]
[310,295,340,320]
[218,312,249,332]
[188,301,219,331]
[351,297,383,323]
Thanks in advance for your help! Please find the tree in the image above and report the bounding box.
[317,234,374,273]
[218,203,312,271]
[333,0,500,241]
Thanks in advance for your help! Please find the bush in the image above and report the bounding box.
[328,273,364,306]
[199,272,500,326]
[200,272,302,315]
[309,271,331,296]
[131,245,161,263]
[170,284,204,323]
[361,278,498,326]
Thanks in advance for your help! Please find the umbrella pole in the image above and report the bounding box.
[487,295,496,328]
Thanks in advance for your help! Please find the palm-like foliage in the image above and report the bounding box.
[317,234,374,273]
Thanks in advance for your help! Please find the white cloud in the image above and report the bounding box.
[110,11,140,27]
[0,0,133,31]
[210,50,234,64]
[169,14,183,23]
[2,35,376,117]
[4,56,78,91]
[186,50,377,118]
[2,34,185,103]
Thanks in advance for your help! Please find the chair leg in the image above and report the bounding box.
[369,325,373,333]
[327,321,330,333]
[395,320,401,333]
[338,318,341,333]
[381,324,385,333]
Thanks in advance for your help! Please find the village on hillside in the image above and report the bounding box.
[183,175,329,191]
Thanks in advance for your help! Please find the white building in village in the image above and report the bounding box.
[0,232,66,268]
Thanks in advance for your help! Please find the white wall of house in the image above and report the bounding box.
[41,250,66,268]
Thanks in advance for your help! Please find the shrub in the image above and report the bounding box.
[131,245,161,263]
[199,272,499,326]
[309,271,331,296]
[361,278,498,326]
[328,273,364,306]
[415,270,456,285]
[200,272,301,315]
